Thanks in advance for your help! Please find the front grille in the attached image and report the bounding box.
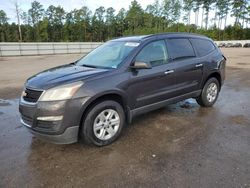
[23,88,43,103]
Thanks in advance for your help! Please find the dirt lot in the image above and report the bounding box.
[0,48,250,187]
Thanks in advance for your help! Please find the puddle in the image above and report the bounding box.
[230,115,248,125]
[0,99,11,106]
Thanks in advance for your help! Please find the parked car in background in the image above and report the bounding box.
[233,43,242,47]
[225,43,234,48]
[218,43,226,48]
[19,33,226,146]
[243,43,250,48]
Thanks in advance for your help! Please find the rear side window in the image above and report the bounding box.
[190,38,215,57]
[166,38,195,60]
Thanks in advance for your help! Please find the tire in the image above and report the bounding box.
[196,77,220,107]
[81,100,125,146]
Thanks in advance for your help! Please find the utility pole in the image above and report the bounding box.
[15,2,22,42]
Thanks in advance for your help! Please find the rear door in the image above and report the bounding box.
[166,38,203,96]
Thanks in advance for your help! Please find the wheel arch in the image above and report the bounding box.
[203,72,222,90]
[78,91,130,133]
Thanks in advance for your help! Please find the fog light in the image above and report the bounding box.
[37,116,63,121]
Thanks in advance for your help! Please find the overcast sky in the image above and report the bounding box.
[0,0,154,22]
[0,0,234,26]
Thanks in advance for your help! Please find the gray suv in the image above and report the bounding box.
[19,33,226,146]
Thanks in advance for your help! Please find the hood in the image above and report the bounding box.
[26,64,109,90]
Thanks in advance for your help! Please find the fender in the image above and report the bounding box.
[77,89,130,125]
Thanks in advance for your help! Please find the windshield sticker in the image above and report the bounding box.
[125,42,140,47]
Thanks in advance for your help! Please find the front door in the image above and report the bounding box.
[126,40,177,109]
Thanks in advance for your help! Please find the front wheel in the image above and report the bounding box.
[196,78,220,107]
[81,100,125,146]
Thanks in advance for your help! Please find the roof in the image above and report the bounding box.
[111,32,210,42]
[111,35,149,42]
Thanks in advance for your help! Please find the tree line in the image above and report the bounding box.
[0,0,249,42]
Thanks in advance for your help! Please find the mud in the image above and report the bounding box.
[0,48,249,188]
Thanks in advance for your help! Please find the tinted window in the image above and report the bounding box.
[190,38,215,57]
[167,38,195,60]
[135,40,168,67]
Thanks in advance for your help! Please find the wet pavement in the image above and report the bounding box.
[0,49,250,187]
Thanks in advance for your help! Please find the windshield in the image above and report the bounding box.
[76,41,140,69]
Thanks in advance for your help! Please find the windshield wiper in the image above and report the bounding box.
[81,64,98,68]
[69,59,79,65]
[81,64,114,69]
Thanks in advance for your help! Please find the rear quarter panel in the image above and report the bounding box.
[202,49,226,87]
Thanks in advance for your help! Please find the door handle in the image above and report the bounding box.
[195,63,203,68]
[164,70,174,75]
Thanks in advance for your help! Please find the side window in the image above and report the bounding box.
[166,38,195,60]
[135,40,168,67]
[190,38,215,57]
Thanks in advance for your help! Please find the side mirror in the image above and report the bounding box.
[130,61,152,69]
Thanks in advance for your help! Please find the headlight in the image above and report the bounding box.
[39,81,83,102]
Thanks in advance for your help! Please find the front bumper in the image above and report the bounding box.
[19,97,89,144]
[21,118,79,144]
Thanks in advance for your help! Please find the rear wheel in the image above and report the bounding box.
[196,77,220,107]
[81,100,125,146]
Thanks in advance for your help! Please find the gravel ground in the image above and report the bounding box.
[0,48,249,188]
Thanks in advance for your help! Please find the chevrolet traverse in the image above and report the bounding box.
[19,33,226,146]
